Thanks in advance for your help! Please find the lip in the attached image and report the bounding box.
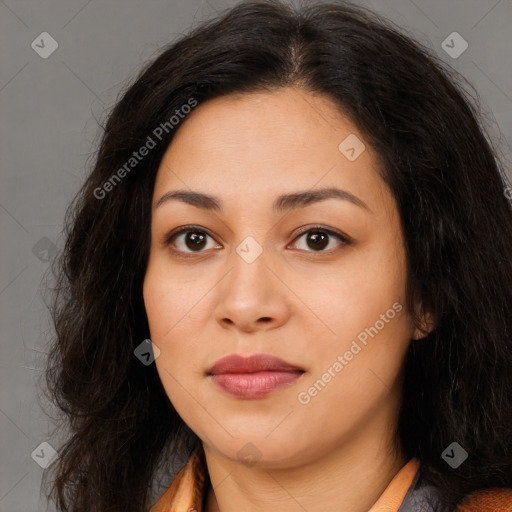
[207,353,304,375]
[207,354,305,399]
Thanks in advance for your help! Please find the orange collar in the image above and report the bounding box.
[150,445,420,512]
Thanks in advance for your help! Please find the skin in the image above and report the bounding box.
[143,86,430,512]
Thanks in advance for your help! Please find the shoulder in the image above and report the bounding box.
[455,487,512,512]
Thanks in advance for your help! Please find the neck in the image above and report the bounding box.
[203,396,408,512]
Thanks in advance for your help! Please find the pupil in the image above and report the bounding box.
[186,231,206,250]
[308,231,328,250]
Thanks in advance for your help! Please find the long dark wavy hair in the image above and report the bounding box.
[43,0,512,510]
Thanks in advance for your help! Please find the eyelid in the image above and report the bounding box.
[163,224,352,255]
[289,224,352,247]
[163,224,215,245]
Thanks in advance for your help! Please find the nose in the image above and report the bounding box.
[213,245,291,333]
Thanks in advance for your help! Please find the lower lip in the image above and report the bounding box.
[209,371,304,398]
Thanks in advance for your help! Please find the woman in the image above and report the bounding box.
[44,1,512,511]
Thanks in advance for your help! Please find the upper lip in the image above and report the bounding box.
[207,354,304,375]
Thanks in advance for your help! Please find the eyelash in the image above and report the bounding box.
[163,224,351,257]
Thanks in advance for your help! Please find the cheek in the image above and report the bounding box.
[297,245,412,394]
[143,257,203,341]
[143,261,208,384]
[292,246,408,347]
[144,272,200,418]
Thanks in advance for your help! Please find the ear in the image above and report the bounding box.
[412,301,436,340]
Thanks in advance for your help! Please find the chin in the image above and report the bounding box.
[204,431,314,469]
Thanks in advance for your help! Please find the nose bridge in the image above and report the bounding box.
[235,233,266,266]
[213,233,289,330]
[228,234,271,295]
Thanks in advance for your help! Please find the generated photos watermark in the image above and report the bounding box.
[297,301,403,405]
[441,441,468,469]
[94,97,198,200]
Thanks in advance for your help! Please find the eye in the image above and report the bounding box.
[289,226,351,253]
[164,226,220,254]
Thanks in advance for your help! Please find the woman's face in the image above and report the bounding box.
[143,87,417,468]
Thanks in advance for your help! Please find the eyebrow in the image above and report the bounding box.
[155,187,372,214]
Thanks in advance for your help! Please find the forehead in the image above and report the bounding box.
[152,87,389,212]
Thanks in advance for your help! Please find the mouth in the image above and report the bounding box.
[206,353,305,399]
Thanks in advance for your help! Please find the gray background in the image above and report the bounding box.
[0,0,511,510]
